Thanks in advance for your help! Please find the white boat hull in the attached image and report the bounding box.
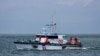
[45,45,62,50]
[15,44,62,50]
[15,44,82,50]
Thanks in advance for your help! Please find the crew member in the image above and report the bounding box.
[69,37,73,44]
[74,37,78,44]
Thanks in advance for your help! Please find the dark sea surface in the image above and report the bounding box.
[0,34,100,56]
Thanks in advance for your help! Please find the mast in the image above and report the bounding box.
[46,19,57,35]
[52,19,56,33]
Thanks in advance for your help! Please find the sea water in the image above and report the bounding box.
[0,34,100,56]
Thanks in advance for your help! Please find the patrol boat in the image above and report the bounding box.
[14,21,82,50]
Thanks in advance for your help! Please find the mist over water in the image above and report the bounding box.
[0,34,100,56]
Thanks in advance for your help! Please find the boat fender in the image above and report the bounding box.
[33,45,38,48]
[62,46,66,49]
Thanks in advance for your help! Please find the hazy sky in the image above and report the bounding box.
[0,0,100,34]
